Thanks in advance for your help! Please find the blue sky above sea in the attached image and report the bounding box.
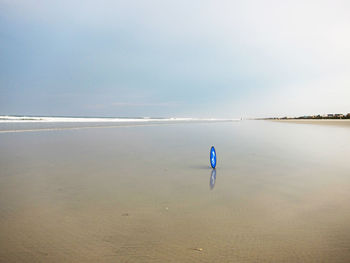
[1,0,349,118]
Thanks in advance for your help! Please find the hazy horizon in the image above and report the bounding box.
[1,112,350,119]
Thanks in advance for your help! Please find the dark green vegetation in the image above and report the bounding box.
[263,113,350,120]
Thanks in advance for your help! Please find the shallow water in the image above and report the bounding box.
[1,120,350,262]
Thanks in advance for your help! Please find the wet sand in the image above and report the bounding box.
[271,119,350,127]
[1,121,350,262]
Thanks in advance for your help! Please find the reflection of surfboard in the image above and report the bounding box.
[210,146,217,168]
[210,169,216,190]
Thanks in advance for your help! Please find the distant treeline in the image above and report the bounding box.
[263,113,350,120]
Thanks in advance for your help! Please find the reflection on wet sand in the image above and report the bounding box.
[210,169,216,190]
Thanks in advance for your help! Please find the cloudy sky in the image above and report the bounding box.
[1,0,349,118]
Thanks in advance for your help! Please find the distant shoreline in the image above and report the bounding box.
[0,115,237,123]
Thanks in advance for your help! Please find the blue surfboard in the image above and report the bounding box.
[210,146,217,168]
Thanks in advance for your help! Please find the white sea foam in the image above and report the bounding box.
[0,115,237,123]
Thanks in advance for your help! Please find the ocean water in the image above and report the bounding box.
[0,115,234,133]
[0,120,350,262]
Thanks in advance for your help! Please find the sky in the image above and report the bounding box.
[1,0,349,118]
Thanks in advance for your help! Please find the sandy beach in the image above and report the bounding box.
[271,119,350,127]
[1,120,350,262]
